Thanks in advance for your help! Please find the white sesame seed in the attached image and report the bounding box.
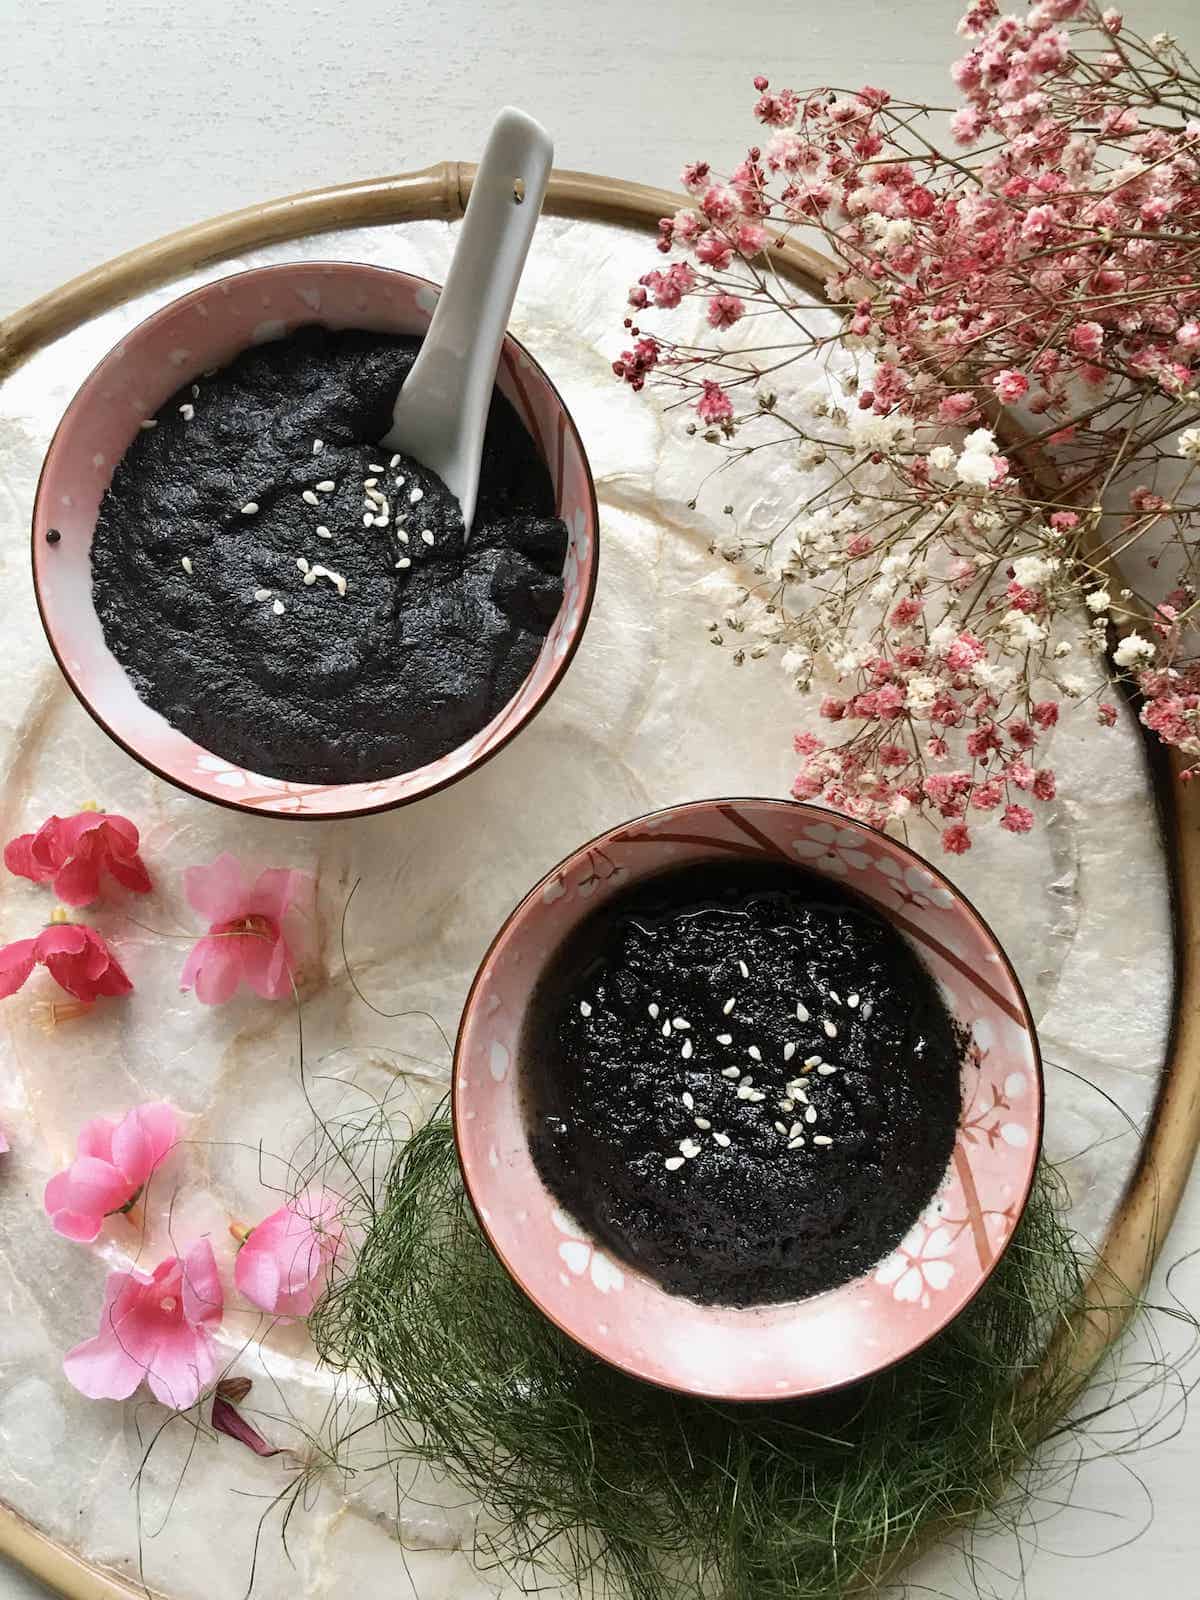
[736,1086,752,1100]
[861,1000,873,1020]
[421,530,435,546]
[139,419,158,430]
[748,1090,765,1102]
[813,1135,833,1146]
[310,564,347,597]
[363,513,375,527]
[179,403,194,420]
[789,1121,804,1138]
[681,1038,693,1060]
[716,1033,732,1045]
[390,454,401,468]
[805,1106,817,1124]
[394,475,406,488]
[180,555,193,574]
[714,1132,731,1147]
[774,1121,787,1135]
[679,1139,701,1159]
[397,529,409,543]
[190,383,200,398]
[369,463,385,473]
[796,1003,809,1022]
[302,489,319,506]
[672,1018,690,1030]
[297,557,310,573]
[317,525,332,539]
[783,1042,796,1062]
[748,1045,762,1062]
[694,1117,711,1130]
[665,1156,685,1171]
[795,1088,810,1104]
[241,502,259,515]
[313,439,324,454]
[364,478,379,490]
[848,993,860,1008]
[648,1003,660,1019]
[738,960,749,978]
[373,514,389,528]
[272,599,285,615]
[829,990,841,1006]
[394,557,412,569]
[779,1099,794,1113]
[739,1074,753,1088]
[817,1063,836,1076]
[662,1021,672,1037]
[579,1001,592,1017]
[316,480,336,493]
[410,486,424,503]
[823,1019,838,1039]
[682,1092,694,1110]
[254,588,273,601]
[723,997,735,1015]
[721,1066,740,1078]
[804,1055,823,1071]
[788,1137,805,1149]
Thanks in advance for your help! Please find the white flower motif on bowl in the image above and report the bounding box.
[792,822,872,875]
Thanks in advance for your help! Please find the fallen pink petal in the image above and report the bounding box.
[212,1393,281,1458]
[63,1237,223,1410]
[44,1101,179,1242]
[180,853,311,1005]
[234,1190,342,1318]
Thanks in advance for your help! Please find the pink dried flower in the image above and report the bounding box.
[991,369,1029,404]
[1000,803,1035,834]
[180,854,310,1005]
[64,1238,222,1410]
[942,823,973,854]
[1070,321,1105,360]
[44,1102,178,1242]
[707,293,746,329]
[696,382,734,424]
[5,812,151,907]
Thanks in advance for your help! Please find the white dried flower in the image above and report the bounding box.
[1177,427,1200,462]
[961,427,999,457]
[955,450,997,488]
[1086,588,1111,613]
[905,675,939,713]
[1113,630,1155,668]
[928,445,955,471]
[1012,554,1058,588]
[1001,609,1048,645]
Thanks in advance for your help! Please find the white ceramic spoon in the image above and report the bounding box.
[381,106,554,533]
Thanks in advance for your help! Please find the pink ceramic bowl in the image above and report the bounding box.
[454,798,1043,1400]
[32,262,598,819]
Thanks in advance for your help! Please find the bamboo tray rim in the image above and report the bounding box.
[0,160,1195,1600]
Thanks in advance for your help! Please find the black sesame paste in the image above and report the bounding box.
[523,862,964,1307]
[91,327,568,784]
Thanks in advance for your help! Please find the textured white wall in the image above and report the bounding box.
[2,1,1200,1597]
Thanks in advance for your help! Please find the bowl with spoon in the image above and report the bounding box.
[33,111,598,818]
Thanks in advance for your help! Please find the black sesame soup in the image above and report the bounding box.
[90,327,568,785]
[522,861,964,1307]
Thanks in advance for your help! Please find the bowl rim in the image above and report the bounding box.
[30,259,600,822]
[453,795,1045,1400]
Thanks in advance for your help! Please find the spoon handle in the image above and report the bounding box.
[383,107,553,532]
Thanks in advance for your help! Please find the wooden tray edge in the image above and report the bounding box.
[0,163,1195,1600]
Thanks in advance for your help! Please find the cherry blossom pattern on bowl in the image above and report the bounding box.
[455,797,1042,1401]
[32,262,598,820]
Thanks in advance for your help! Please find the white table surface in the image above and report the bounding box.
[2,2,1198,1596]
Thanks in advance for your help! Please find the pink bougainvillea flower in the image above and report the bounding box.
[234,1190,342,1318]
[4,812,151,908]
[44,1101,178,1242]
[0,920,132,1004]
[180,854,310,1005]
[63,1238,223,1410]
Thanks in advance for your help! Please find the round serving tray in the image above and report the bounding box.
[0,162,1197,1600]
